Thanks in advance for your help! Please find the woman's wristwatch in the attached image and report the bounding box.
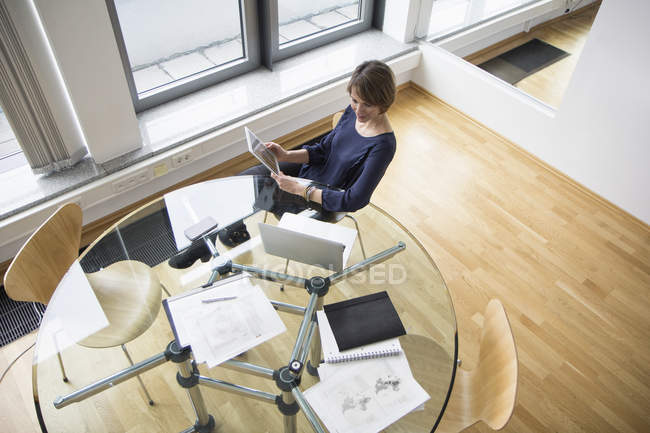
[304,185,316,202]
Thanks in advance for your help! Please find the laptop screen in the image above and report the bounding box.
[258,223,346,272]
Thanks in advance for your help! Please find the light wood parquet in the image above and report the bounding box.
[373,85,650,433]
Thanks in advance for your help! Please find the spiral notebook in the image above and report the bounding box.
[316,310,402,364]
[323,291,406,351]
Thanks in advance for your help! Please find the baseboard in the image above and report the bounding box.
[408,82,649,232]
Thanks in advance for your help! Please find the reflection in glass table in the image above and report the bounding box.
[33,175,457,433]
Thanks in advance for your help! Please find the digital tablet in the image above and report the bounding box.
[245,126,280,175]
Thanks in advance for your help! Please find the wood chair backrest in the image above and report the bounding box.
[472,299,519,429]
[4,203,82,305]
[437,299,518,432]
[332,111,343,129]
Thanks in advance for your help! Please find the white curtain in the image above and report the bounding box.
[0,0,86,174]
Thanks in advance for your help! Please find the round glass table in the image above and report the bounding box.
[33,175,457,433]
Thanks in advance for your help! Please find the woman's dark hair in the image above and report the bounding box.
[346,60,396,113]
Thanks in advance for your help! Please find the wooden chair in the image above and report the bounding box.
[436,299,518,433]
[3,203,161,405]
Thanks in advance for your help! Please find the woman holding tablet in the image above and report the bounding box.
[169,60,396,268]
[248,59,397,213]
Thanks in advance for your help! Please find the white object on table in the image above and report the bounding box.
[165,274,286,367]
[305,354,430,433]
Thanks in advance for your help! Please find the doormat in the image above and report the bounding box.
[478,38,569,84]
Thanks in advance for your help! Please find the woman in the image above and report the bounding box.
[169,60,396,268]
[247,59,397,213]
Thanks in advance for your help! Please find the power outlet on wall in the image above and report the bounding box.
[171,150,195,168]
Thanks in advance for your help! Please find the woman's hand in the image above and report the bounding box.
[271,171,306,197]
[265,142,288,161]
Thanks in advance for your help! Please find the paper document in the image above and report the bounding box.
[278,212,357,269]
[245,127,279,175]
[164,274,286,367]
[305,356,430,433]
[317,310,426,414]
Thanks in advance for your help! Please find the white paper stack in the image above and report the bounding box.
[164,274,286,367]
[304,354,430,433]
[314,309,427,416]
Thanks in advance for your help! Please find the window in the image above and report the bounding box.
[279,1,362,45]
[427,0,542,41]
[106,0,373,112]
[271,1,372,62]
[106,0,261,112]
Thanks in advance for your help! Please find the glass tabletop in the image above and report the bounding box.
[33,175,457,433]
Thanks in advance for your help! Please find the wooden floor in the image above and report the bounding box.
[375,86,650,433]
[2,7,649,431]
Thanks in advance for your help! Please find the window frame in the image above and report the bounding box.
[424,0,547,43]
[105,0,261,113]
[264,0,375,64]
[106,1,375,112]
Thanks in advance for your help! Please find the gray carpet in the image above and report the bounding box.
[478,38,570,84]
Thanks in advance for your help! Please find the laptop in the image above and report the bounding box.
[258,223,346,272]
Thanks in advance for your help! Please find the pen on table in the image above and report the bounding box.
[202,296,237,303]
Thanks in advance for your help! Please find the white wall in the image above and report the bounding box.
[383,0,421,42]
[412,1,650,224]
[550,0,650,222]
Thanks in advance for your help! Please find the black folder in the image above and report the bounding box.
[323,291,406,351]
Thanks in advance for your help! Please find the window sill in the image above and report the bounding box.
[0,30,416,240]
[136,30,415,158]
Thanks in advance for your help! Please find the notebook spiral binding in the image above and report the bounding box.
[325,347,402,364]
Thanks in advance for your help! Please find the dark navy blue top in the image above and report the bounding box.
[298,105,396,212]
